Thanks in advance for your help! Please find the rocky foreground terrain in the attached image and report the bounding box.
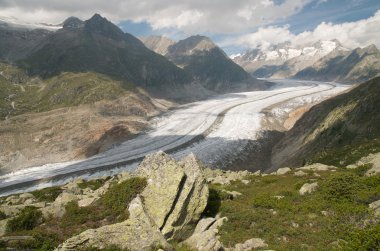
[0,151,379,250]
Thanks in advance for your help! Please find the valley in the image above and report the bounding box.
[0,79,350,196]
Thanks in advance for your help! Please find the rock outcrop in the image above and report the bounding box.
[57,152,209,249]
[136,152,209,240]
[57,196,171,251]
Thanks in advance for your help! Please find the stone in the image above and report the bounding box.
[294,170,307,177]
[78,197,96,207]
[184,216,227,251]
[369,200,380,216]
[0,219,9,237]
[298,163,336,172]
[273,196,284,200]
[299,182,319,195]
[136,152,209,240]
[223,190,242,199]
[204,168,251,185]
[276,167,292,175]
[57,196,171,251]
[241,179,250,185]
[233,238,268,250]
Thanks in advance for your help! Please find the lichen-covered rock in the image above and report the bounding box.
[136,152,185,229]
[299,182,319,195]
[369,200,380,216]
[0,218,9,237]
[136,152,208,240]
[57,196,171,251]
[160,153,209,240]
[184,216,227,251]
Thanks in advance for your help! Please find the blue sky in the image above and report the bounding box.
[117,0,380,54]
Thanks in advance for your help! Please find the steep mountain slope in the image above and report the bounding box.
[295,44,380,84]
[0,26,51,61]
[20,14,192,91]
[0,62,174,172]
[234,40,347,78]
[140,36,175,55]
[271,77,380,169]
[164,35,264,91]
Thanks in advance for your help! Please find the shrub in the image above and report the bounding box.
[322,173,361,202]
[6,206,43,233]
[0,210,6,220]
[77,178,110,191]
[31,186,63,202]
[80,245,129,251]
[98,177,147,220]
[342,222,380,250]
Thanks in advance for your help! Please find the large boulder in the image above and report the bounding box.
[136,152,209,240]
[57,196,171,251]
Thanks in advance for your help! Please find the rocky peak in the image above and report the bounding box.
[140,35,176,55]
[63,17,84,30]
[84,13,124,40]
[167,35,217,56]
[361,44,379,54]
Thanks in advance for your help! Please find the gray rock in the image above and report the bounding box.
[276,167,292,175]
[57,196,171,251]
[298,163,336,171]
[136,152,209,240]
[294,170,307,177]
[184,216,227,251]
[232,238,268,250]
[369,200,380,216]
[0,218,9,237]
[299,182,319,195]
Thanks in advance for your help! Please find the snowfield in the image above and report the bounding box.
[0,79,350,195]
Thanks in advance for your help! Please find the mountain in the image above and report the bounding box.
[0,26,52,61]
[295,44,380,83]
[146,35,265,91]
[20,14,192,92]
[271,76,380,169]
[140,36,175,55]
[233,40,349,78]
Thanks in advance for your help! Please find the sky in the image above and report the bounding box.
[0,0,379,55]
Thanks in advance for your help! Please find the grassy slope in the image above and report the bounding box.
[207,167,380,250]
[272,76,380,168]
[0,63,132,119]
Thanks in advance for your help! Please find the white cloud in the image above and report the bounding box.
[0,0,312,34]
[223,10,380,49]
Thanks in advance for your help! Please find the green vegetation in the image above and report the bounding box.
[3,177,147,250]
[207,168,380,250]
[6,206,43,233]
[309,138,380,167]
[0,62,133,119]
[80,245,130,251]
[78,177,110,191]
[31,186,63,202]
[0,210,6,220]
